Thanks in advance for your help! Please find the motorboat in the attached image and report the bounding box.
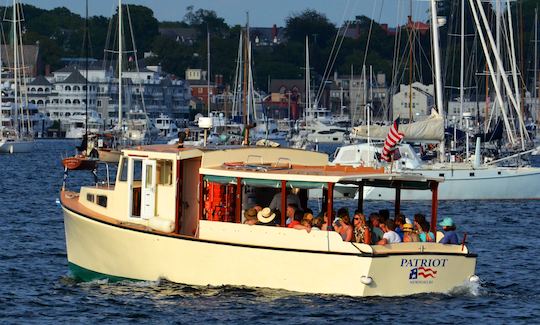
[60,144,478,297]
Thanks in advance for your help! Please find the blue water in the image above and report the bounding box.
[1,140,540,323]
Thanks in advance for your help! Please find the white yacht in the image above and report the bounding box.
[153,113,178,139]
[332,142,540,200]
[65,110,104,139]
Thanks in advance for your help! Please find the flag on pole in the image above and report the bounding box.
[381,118,404,162]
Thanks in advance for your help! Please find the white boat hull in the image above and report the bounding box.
[63,206,477,297]
[362,167,540,200]
[0,139,34,153]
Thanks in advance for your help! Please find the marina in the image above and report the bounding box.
[1,139,540,322]
[2,0,540,322]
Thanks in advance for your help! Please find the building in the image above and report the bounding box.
[330,72,389,122]
[185,68,218,111]
[32,61,191,134]
[264,79,305,120]
[392,82,434,122]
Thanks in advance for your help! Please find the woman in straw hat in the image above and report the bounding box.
[402,223,420,242]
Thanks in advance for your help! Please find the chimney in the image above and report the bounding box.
[45,64,51,76]
[272,24,278,39]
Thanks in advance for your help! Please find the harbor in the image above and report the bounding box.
[2,0,540,322]
[2,139,540,321]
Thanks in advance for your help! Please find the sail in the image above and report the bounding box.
[352,110,444,142]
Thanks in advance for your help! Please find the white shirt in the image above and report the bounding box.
[383,230,402,243]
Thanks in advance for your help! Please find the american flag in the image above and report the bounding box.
[381,118,404,162]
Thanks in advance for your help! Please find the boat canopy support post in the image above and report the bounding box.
[236,177,242,223]
[394,181,401,217]
[198,173,204,221]
[175,160,183,233]
[357,181,364,213]
[327,182,334,228]
[431,181,439,241]
[280,180,286,226]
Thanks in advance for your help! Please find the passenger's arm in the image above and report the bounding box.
[345,226,353,242]
[363,228,371,245]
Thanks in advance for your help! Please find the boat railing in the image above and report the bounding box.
[96,161,112,189]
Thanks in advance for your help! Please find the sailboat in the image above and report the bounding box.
[96,0,157,162]
[331,0,540,200]
[61,0,98,171]
[0,0,34,154]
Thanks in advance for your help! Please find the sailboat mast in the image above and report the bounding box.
[305,36,310,122]
[430,0,445,161]
[13,0,18,133]
[459,0,465,127]
[118,0,123,135]
[243,16,248,126]
[207,27,211,116]
[408,0,413,122]
[532,7,538,123]
[85,0,89,143]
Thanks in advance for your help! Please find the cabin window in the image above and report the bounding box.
[158,160,173,185]
[469,172,475,177]
[86,193,95,202]
[119,157,128,181]
[97,195,107,207]
[133,160,143,181]
[439,173,444,177]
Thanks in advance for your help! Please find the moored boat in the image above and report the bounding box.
[60,144,478,297]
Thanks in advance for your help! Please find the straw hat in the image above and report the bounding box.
[403,223,414,232]
[257,207,276,223]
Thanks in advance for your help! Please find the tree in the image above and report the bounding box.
[115,4,159,54]
[285,10,336,47]
[183,6,228,36]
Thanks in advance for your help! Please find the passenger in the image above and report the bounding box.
[177,128,190,148]
[394,214,405,241]
[332,219,346,241]
[414,213,434,242]
[321,210,335,231]
[311,217,323,231]
[243,208,259,225]
[337,207,350,220]
[339,215,354,242]
[353,211,371,244]
[439,217,459,244]
[285,203,298,226]
[268,188,302,211]
[377,219,402,245]
[288,209,304,228]
[379,209,390,224]
[369,213,384,244]
[257,207,277,226]
[402,223,420,242]
[303,212,314,224]
[253,204,263,212]
[293,218,312,232]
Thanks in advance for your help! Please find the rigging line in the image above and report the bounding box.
[126,4,148,117]
[314,0,353,106]
[361,0,380,69]
[102,2,116,71]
